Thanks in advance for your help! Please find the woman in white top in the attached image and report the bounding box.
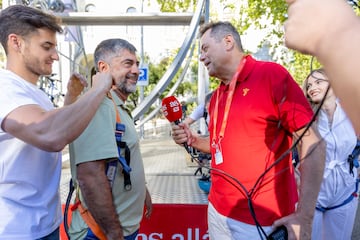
[303,68,359,240]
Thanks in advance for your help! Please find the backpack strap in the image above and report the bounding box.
[73,196,107,240]
[108,94,132,190]
[69,184,107,240]
[63,179,74,239]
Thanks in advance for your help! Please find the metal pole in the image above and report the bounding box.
[139,0,145,139]
[198,0,210,135]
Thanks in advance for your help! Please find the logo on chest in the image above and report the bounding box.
[242,88,250,96]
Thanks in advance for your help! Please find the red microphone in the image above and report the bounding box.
[162,96,191,153]
[161,96,183,124]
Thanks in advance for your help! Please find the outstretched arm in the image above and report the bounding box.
[1,71,113,152]
[285,0,360,133]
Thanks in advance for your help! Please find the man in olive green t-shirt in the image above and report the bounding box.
[69,38,152,240]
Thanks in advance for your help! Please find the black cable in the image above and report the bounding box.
[250,66,330,195]
[188,79,330,239]
[64,179,75,240]
[189,152,268,239]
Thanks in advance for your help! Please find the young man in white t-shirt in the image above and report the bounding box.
[0,5,112,239]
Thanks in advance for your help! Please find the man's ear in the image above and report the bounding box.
[8,34,22,52]
[223,34,235,50]
[97,60,110,72]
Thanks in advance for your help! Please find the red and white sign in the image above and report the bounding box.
[138,204,208,240]
[61,203,209,240]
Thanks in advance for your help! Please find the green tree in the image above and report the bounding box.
[125,49,197,115]
[241,0,321,84]
[154,0,331,84]
[156,0,196,12]
[155,0,220,99]
[148,55,195,98]
[242,0,359,83]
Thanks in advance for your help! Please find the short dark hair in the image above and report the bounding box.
[199,21,243,52]
[0,5,63,54]
[94,38,137,72]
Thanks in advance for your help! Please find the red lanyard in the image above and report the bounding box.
[212,58,246,148]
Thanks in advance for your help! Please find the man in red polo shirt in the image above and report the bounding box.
[171,21,325,240]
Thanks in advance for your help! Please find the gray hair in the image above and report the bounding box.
[94,38,137,72]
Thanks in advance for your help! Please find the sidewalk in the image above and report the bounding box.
[138,137,209,204]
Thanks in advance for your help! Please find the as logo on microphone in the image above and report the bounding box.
[161,105,169,117]
[169,100,181,113]
[161,96,183,122]
[161,100,180,117]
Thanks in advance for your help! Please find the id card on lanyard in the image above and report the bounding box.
[212,57,246,165]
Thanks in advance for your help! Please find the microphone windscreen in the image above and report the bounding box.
[161,96,183,122]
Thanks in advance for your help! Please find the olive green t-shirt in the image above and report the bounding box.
[69,91,146,238]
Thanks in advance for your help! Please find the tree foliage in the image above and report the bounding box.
[148,49,197,98]
[153,0,316,85]
[151,0,358,109]
[240,0,314,84]
[156,0,196,12]
[126,49,197,115]
[242,0,359,83]
[245,0,287,28]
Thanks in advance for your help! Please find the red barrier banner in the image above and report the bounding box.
[138,204,208,240]
[61,203,209,240]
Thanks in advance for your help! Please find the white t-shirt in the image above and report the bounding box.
[189,103,205,121]
[0,69,62,239]
[189,103,210,125]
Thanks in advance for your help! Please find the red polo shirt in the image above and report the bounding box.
[207,55,313,226]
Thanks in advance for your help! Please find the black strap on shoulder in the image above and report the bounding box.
[109,95,132,191]
[117,140,132,190]
[64,179,74,239]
